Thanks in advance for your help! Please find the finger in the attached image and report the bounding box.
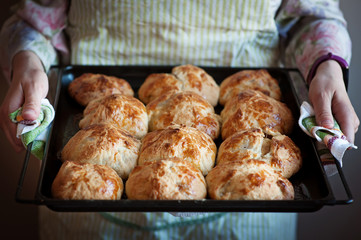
[345,128,355,144]
[21,94,42,121]
[339,117,355,143]
[332,101,359,144]
[1,118,24,152]
[335,110,355,143]
[21,77,47,121]
[310,93,334,129]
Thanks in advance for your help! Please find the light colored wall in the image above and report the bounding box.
[0,1,360,239]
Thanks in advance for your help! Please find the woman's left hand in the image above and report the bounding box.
[308,60,359,144]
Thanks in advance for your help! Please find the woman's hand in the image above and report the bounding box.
[0,51,49,152]
[308,60,359,143]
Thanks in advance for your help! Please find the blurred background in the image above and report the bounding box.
[0,1,360,239]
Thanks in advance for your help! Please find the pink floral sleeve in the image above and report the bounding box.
[0,0,68,82]
[276,0,351,81]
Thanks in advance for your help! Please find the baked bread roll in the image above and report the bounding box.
[138,64,220,106]
[138,73,181,105]
[219,69,281,105]
[61,123,141,180]
[138,126,217,175]
[126,158,207,200]
[221,90,294,140]
[147,91,221,140]
[79,94,148,139]
[217,128,302,178]
[52,161,123,200]
[206,159,294,200]
[68,73,134,106]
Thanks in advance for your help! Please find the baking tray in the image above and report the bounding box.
[16,65,353,212]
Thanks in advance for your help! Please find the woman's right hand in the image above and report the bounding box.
[0,51,49,152]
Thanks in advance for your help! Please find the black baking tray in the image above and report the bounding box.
[16,65,353,212]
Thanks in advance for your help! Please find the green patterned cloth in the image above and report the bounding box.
[9,98,55,160]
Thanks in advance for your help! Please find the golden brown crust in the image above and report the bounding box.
[206,159,294,200]
[139,126,217,175]
[51,161,123,200]
[147,91,221,140]
[219,69,281,105]
[266,134,302,178]
[61,123,141,180]
[138,64,220,106]
[217,128,265,163]
[68,73,134,106]
[138,73,182,104]
[220,90,294,140]
[217,128,302,178]
[125,158,207,200]
[79,94,148,139]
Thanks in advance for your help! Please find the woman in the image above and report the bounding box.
[0,0,358,239]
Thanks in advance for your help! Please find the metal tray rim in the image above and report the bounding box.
[16,65,352,212]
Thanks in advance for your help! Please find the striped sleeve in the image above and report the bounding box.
[276,0,351,81]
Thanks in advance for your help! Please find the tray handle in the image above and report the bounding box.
[332,67,353,204]
[15,67,61,205]
[331,159,353,205]
[15,143,43,205]
[288,68,353,205]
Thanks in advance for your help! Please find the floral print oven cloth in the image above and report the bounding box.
[0,0,352,240]
[9,98,55,160]
[299,101,357,176]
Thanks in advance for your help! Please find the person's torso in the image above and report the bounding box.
[66,0,282,67]
[59,2,294,239]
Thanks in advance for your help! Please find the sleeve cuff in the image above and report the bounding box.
[306,52,349,85]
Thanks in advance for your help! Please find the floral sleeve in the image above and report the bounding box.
[276,0,351,82]
[0,0,68,82]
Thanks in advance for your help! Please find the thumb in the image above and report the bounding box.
[311,96,334,129]
[21,79,48,121]
[21,96,42,121]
